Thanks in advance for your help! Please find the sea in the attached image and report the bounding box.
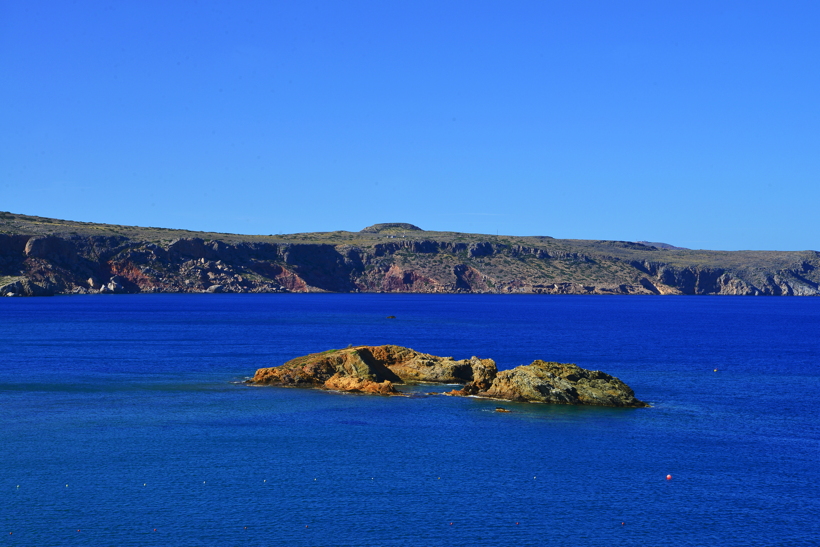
[1,294,818,546]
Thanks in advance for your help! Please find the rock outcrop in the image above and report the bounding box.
[249,345,647,407]
[473,360,646,407]
[323,374,397,395]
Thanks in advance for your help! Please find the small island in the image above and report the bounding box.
[249,345,648,408]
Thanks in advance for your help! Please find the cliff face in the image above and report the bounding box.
[1,213,818,296]
[249,345,648,407]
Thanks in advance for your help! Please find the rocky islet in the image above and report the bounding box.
[249,345,648,408]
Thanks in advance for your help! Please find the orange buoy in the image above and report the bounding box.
[621,522,625,526]
[666,474,672,480]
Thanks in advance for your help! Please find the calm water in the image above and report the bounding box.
[1,294,818,546]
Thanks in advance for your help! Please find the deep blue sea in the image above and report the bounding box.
[1,294,818,546]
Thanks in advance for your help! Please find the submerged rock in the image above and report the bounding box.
[249,345,648,407]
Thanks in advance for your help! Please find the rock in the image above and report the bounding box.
[365,345,496,385]
[24,236,77,264]
[479,360,647,407]
[251,347,401,388]
[206,284,224,293]
[249,345,490,394]
[0,279,52,297]
[464,356,497,392]
[0,234,30,256]
[168,238,218,260]
[468,242,494,257]
[249,345,647,407]
[107,276,125,293]
[324,373,398,395]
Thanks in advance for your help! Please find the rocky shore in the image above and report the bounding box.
[2,214,818,297]
[249,345,648,408]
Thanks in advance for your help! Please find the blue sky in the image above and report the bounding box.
[2,1,818,250]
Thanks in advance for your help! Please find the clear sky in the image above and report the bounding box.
[2,1,818,250]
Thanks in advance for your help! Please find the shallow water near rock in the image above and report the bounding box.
[1,293,819,546]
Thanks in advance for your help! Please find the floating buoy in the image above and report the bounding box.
[449,522,453,526]
[66,484,69,487]
[621,522,625,526]
[153,529,157,532]
[516,522,519,525]
[305,525,309,528]
[714,369,717,372]
[263,480,266,482]
[666,474,672,480]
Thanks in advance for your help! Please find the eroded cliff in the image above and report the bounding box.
[1,213,818,296]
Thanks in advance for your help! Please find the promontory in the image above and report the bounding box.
[249,345,648,408]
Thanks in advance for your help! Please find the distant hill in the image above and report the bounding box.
[1,212,818,297]
[636,241,689,250]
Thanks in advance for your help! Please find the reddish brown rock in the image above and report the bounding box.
[324,373,397,395]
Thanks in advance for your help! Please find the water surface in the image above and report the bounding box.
[2,294,818,546]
